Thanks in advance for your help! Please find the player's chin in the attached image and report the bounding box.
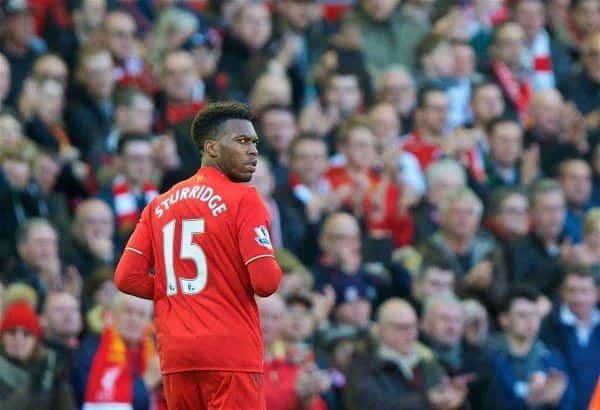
[231,171,253,183]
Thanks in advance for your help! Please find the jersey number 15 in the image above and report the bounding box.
[162,219,208,296]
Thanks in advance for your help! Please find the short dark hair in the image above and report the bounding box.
[417,85,446,108]
[561,266,599,286]
[487,116,522,137]
[258,103,293,123]
[114,87,150,109]
[190,101,253,152]
[530,178,563,208]
[117,132,151,154]
[417,33,449,65]
[288,132,326,158]
[500,285,540,314]
[336,115,373,146]
[471,80,501,102]
[488,187,529,216]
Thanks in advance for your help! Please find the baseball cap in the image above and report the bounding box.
[2,0,32,15]
[181,28,219,51]
[330,275,377,307]
[0,301,42,339]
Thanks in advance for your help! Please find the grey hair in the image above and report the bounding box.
[426,158,466,188]
[439,186,484,217]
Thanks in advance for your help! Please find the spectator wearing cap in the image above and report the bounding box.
[412,157,467,244]
[341,0,427,78]
[558,159,594,243]
[420,294,493,409]
[541,269,600,410]
[330,274,376,332]
[0,301,77,409]
[486,286,575,410]
[65,46,115,172]
[0,0,47,108]
[418,187,508,314]
[508,179,567,298]
[258,294,330,410]
[72,292,165,409]
[344,298,468,410]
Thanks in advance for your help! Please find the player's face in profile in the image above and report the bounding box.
[215,119,259,182]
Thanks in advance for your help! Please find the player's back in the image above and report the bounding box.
[146,167,269,374]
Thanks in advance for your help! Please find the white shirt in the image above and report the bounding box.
[559,305,600,346]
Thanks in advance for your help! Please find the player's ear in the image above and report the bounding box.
[204,139,218,158]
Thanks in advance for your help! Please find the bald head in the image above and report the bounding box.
[421,294,464,348]
[73,199,114,241]
[112,292,152,344]
[320,212,361,260]
[531,88,563,136]
[369,102,401,142]
[376,298,418,355]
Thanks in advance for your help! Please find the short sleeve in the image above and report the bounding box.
[237,188,275,266]
[124,204,154,264]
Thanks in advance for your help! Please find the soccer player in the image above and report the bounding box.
[114,102,282,409]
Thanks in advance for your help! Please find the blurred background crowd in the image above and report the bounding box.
[0,0,600,409]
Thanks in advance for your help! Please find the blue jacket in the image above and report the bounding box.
[541,307,600,410]
[487,335,576,410]
[71,334,151,410]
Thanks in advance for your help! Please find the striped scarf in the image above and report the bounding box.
[112,175,158,235]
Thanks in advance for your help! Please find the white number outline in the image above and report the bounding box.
[162,219,208,296]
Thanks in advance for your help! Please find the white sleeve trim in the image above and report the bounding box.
[244,254,275,266]
[125,247,144,255]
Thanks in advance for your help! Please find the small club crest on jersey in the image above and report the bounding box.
[254,225,272,249]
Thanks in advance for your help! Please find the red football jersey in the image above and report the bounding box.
[125,166,275,374]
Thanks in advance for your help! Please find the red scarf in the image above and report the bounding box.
[492,60,532,124]
[112,175,158,235]
[84,325,154,408]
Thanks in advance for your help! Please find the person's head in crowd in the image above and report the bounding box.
[421,293,464,349]
[530,178,566,241]
[182,29,221,80]
[325,70,363,117]
[375,298,418,356]
[0,53,9,105]
[2,283,38,312]
[323,325,359,372]
[336,115,377,172]
[359,0,400,22]
[573,0,600,40]
[249,73,293,113]
[76,46,115,102]
[425,157,467,205]
[0,109,23,147]
[499,286,543,346]
[470,81,504,130]
[582,32,600,83]
[288,133,328,186]
[232,3,272,52]
[40,291,82,346]
[250,156,275,200]
[558,159,592,208]
[560,267,598,322]
[32,54,68,90]
[490,22,527,71]
[16,218,59,272]
[439,186,483,242]
[489,188,531,238]
[70,0,107,40]
[514,0,546,43]
[114,87,154,135]
[116,133,154,188]
[417,34,455,79]
[151,7,199,67]
[259,104,297,159]
[487,117,524,169]
[582,208,600,251]
[530,88,563,138]
[453,41,476,79]
[319,212,362,268]
[378,65,416,117]
[0,140,36,190]
[111,292,152,345]
[462,299,489,346]
[275,248,314,298]
[33,78,65,125]
[32,151,61,194]
[87,265,118,310]
[412,262,455,303]
[369,102,401,149]
[161,50,199,104]
[257,293,286,348]
[0,301,42,364]
[1,0,35,50]
[274,0,321,32]
[72,198,114,247]
[102,10,137,63]
[282,293,315,343]
[415,85,449,136]
[332,280,375,330]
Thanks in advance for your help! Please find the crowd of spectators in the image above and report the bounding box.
[0,0,600,409]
